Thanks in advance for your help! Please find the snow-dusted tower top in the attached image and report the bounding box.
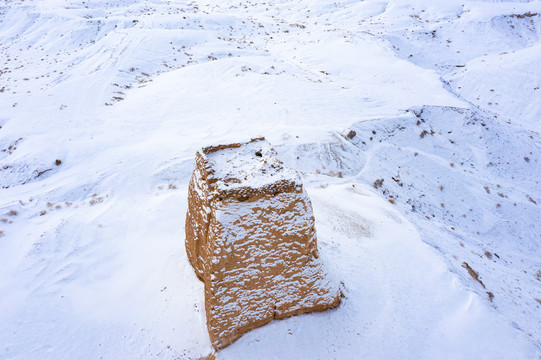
[197,137,301,201]
[185,137,341,350]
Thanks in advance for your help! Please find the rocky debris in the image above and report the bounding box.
[185,137,341,349]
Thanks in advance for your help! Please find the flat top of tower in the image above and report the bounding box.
[201,138,299,193]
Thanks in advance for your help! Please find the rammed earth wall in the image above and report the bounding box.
[185,138,341,349]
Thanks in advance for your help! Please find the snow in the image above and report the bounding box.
[0,0,540,359]
[202,138,296,193]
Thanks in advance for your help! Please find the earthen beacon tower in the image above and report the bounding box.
[185,138,341,349]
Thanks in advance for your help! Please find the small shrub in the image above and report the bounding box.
[512,12,538,18]
[462,262,485,288]
[89,197,104,206]
[373,178,384,189]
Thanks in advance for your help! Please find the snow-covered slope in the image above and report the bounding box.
[0,0,540,359]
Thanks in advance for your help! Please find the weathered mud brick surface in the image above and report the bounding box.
[185,137,341,349]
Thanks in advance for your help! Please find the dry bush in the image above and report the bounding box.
[462,262,485,288]
[373,178,384,189]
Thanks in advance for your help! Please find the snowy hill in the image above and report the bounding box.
[0,0,540,359]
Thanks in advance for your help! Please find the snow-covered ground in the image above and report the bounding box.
[0,0,540,359]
